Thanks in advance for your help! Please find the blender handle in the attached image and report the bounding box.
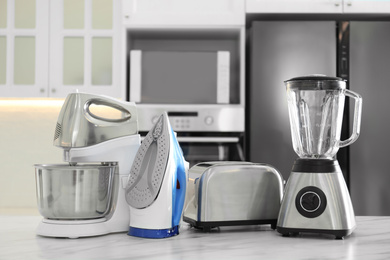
[339,89,362,148]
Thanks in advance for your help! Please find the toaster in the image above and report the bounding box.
[183,161,284,231]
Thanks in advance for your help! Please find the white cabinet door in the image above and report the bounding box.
[49,0,123,99]
[246,0,343,13]
[122,0,245,26]
[343,0,390,13]
[0,0,49,97]
[246,0,390,13]
[1,0,123,99]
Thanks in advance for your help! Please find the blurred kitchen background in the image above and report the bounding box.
[1,0,390,216]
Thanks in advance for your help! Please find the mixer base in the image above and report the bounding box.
[36,218,128,238]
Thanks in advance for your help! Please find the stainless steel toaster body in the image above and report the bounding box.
[183,162,284,231]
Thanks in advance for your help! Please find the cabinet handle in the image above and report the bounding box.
[347,0,352,6]
[51,89,56,93]
[40,88,45,93]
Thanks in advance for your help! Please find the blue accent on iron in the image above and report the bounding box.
[128,226,179,239]
[170,128,187,228]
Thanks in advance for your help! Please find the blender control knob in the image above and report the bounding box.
[295,186,327,218]
[300,192,321,212]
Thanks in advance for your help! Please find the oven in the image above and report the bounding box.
[123,26,246,165]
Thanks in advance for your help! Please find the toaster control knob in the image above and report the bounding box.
[295,186,327,218]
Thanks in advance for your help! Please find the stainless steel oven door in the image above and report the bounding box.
[172,135,245,166]
[139,134,245,166]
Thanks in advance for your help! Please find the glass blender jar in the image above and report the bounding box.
[277,75,362,239]
[286,75,362,159]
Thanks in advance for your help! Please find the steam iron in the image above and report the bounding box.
[125,112,188,238]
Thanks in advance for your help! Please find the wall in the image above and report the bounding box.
[0,99,64,215]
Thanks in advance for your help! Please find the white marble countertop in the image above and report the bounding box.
[1,216,390,260]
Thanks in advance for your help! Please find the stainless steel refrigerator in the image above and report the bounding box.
[248,20,390,216]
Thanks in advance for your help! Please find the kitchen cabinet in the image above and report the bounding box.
[344,0,390,13]
[0,0,123,99]
[246,0,390,14]
[122,0,245,26]
[246,0,343,13]
[0,0,49,97]
[49,0,123,99]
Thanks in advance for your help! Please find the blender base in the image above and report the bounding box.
[277,159,356,240]
[276,226,355,240]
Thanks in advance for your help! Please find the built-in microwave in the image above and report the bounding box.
[125,27,245,134]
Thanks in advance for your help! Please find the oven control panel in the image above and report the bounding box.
[151,112,203,130]
[137,105,245,133]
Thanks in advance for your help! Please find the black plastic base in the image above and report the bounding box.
[276,226,354,240]
[292,158,340,173]
[184,216,277,232]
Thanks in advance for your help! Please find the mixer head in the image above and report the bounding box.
[54,93,138,149]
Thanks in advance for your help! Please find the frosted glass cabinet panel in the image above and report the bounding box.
[0,37,5,84]
[92,37,112,85]
[63,0,84,29]
[63,37,84,85]
[14,37,35,84]
[92,0,113,29]
[14,0,36,28]
[0,0,6,28]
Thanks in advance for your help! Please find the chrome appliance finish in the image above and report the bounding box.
[278,75,362,239]
[54,93,138,148]
[35,163,118,220]
[277,160,356,238]
[277,171,355,231]
[183,162,283,230]
[35,92,141,238]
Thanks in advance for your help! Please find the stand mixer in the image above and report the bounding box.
[35,93,141,238]
[276,75,362,239]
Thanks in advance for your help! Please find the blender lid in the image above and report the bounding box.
[285,75,346,90]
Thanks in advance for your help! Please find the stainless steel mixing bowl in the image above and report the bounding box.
[34,164,118,220]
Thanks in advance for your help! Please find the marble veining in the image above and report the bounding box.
[1,216,390,260]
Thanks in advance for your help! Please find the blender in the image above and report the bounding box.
[276,75,362,239]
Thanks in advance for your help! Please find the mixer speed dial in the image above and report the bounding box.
[295,186,327,218]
